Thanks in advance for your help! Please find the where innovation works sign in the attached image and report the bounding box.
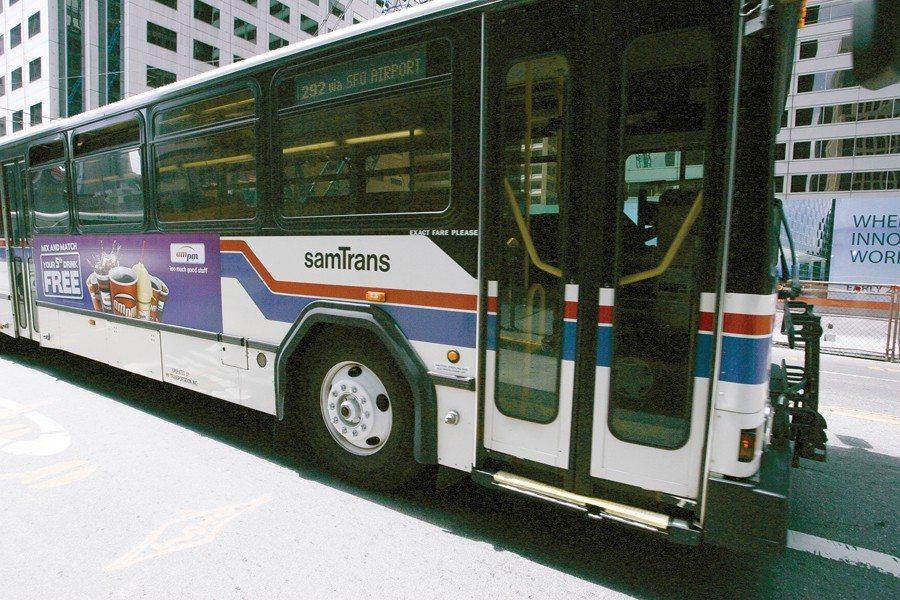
[829,198,899,285]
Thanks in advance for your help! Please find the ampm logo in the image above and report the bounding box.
[170,243,206,265]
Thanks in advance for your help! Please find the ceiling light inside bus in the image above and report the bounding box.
[344,128,424,145]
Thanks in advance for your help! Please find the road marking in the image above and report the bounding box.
[0,397,71,456]
[787,530,900,578]
[867,365,899,374]
[819,405,900,425]
[104,496,272,573]
[0,460,97,489]
[821,370,897,383]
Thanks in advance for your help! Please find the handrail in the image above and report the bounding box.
[502,178,562,279]
[619,190,704,286]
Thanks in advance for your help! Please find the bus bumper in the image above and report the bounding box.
[702,439,791,554]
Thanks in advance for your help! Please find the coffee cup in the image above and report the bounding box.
[86,273,102,311]
[109,266,139,318]
[150,276,169,322]
[97,273,112,312]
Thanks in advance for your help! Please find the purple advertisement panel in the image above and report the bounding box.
[34,233,222,332]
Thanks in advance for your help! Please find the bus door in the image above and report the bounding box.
[589,29,716,500]
[481,4,720,502]
[2,160,40,341]
[481,2,584,472]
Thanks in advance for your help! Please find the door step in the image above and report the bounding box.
[472,469,700,545]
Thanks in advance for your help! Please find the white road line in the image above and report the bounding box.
[820,370,897,383]
[787,530,900,578]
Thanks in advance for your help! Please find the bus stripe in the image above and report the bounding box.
[221,250,477,348]
[220,239,477,312]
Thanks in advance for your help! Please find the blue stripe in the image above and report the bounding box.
[486,313,497,350]
[595,325,612,367]
[562,320,578,361]
[720,335,771,385]
[695,332,712,378]
[221,251,476,348]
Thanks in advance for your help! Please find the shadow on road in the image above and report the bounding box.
[2,341,896,599]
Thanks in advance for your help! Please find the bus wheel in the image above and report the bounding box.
[295,334,422,490]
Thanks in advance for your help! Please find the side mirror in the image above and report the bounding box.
[852,0,899,90]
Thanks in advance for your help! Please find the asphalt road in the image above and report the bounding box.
[0,341,896,599]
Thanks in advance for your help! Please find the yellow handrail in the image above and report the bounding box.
[619,190,704,286]
[502,178,563,279]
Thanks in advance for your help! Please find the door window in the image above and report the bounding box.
[608,58,710,448]
[493,54,569,423]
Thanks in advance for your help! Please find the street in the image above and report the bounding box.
[0,342,897,599]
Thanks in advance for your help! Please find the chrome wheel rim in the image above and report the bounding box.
[320,361,392,456]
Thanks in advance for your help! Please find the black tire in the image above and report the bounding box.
[289,330,423,491]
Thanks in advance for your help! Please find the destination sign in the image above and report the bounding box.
[294,45,427,107]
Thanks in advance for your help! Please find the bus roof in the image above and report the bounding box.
[0,0,495,154]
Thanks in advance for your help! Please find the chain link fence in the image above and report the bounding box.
[774,281,900,361]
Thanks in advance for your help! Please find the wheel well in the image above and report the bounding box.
[274,301,438,464]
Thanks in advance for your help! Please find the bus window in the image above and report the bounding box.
[154,88,255,136]
[494,54,569,423]
[73,116,144,226]
[609,51,710,448]
[279,84,451,218]
[155,126,257,222]
[75,149,144,226]
[153,89,258,224]
[30,165,70,232]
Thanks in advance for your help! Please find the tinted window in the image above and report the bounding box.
[194,0,219,27]
[75,149,144,225]
[30,165,69,230]
[155,126,257,222]
[279,84,452,219]
[147,22,177,52]
[74,117,140,156]
[793,141,811,159]
[155,88,254,135]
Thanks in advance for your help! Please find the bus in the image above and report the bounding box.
[1,0,891,552]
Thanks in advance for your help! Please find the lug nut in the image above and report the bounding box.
[352,430,358,437]
[332,417,338,424]
[341,427,347,434]
[329,402,335,410]
[361,424,367,431]
[364,411,370,418]
[351,386,357,393]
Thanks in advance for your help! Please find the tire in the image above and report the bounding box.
[290,331,423,491]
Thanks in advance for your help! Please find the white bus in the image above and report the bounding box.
[5,0,888,552]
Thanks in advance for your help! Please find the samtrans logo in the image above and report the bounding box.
[305,246,390,272]
[170,243,205,264]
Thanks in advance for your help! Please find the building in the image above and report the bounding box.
[0,0,379,134]
[776,0,899,284]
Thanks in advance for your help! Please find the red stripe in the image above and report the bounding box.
[221,239,477,311]
[487,296,498,314]
[597,305,613,325]
[564,301,578,320]
[723,312,774,336]
[700,310,773,335]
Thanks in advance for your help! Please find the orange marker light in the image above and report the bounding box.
[738,429,757,463]
[447,349,460,364]
[365,291,386,302]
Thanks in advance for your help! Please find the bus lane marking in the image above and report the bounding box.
[0,397,71,456]
[787,530,900,578]
[103,496,273,573]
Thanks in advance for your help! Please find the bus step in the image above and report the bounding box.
[471,469,700,545]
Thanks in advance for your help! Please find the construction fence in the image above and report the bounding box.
[774,281,900,362]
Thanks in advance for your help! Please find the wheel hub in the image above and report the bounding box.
[320,363,392,455]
